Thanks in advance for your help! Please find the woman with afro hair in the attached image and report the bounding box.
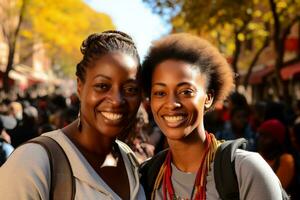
[139,33,284,200]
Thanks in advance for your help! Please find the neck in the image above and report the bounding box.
[62,120,115,156]
[167,130,207,173]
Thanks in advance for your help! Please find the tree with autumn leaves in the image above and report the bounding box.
[144,0,300,103]
[0,0,114,92]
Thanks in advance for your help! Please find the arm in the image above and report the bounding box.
[235,150,283,200]
[0,144,51,200]
[276,153,295,189]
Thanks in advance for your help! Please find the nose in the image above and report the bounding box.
[107,88,125,106]
[165,94,181,109]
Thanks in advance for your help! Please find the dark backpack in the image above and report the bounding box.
[0,138,7,167]
[213,138,247,200]
[214,138,289,200]
[27,136,75,200]
[27,135,139,200]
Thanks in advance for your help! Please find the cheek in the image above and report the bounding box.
[127,97,141,112]
[150,99,160,115]
[195,95,206,112]
[85,93,99,106]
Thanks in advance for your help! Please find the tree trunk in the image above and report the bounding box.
[298,22,300,58]
[2,0,27,93]
[3,46,15,93]
[244,35,269,88]
[268,0,296,104]
[231,31,241,89]
[273,40,288,101]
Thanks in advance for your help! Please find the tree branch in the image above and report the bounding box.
[281,15,300,41]
[244,26,270,88]
[12,0,27,43]
[231,29,241,74]
[269,0,280,48]
[298,22,300,58]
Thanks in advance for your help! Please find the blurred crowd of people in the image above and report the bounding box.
[205,92,300,199]
[0,90,300,198]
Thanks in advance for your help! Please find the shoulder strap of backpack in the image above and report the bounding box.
[116,140,140,168]
[0,139,7,166]
[214,138,248,200]
[28,136,75,200]
[139,149,168,198]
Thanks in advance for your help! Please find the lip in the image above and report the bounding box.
[98,110,126,125]
[161,113,187,128]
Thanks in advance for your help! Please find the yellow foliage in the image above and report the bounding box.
[20,0,115,74]
[233,18,244,27]
[228,43,235,54]
[210,30,218,38]
[253,10,262,17]
[277,1,287,9]
[209,17,217,25]
[237,33,245,41]
[262,12,273,22]
[248,22,257,30]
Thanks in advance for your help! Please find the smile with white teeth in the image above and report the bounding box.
[101,112,123,120]
[163,115,184,123]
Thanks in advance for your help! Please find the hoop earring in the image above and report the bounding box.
[77,111,82,131]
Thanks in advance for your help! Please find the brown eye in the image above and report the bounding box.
[94,83,110,91]
[179,89,195,97]
[124,85,139,96]
[152,91,166,97]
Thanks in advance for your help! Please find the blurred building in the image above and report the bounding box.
[0,0,56,93]
[239,22,300,103]
[0,46,56,92]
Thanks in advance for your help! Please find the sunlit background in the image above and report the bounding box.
[1,2,300,195]
[0,0,299,104]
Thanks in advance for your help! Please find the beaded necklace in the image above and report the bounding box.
[152,133,221,200]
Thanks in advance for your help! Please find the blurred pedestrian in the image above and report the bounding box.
[215,93,257,151]
[257,119,297,198]
[0,115,15,166]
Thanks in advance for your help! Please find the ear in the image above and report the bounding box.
[204,92,214,109]
[77,77,83,100]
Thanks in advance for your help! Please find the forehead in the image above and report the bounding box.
[86,52,138,80]
[152,59,204,83]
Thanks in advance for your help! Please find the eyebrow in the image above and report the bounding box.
[94,75,138,83]
[177,82,192,87]
[152,82,192,87]
[152,83,166,87]
[94,74,111,80]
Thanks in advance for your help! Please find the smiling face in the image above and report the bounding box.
[150,59,212,141]
[77,52,141,138]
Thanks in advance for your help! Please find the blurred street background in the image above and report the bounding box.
[0,0,300,197]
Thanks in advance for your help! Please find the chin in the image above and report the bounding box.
[163,129,187,141]
[97,126,123,138]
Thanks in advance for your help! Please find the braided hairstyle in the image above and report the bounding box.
[76,30,140,82]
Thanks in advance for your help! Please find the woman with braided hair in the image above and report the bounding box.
[139,33,284,200]
[0,31,146,200]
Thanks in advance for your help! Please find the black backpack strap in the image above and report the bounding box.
[139,149,168,199]
[0,139,6,166]
[214,138,248,200]
[28,136,75,200]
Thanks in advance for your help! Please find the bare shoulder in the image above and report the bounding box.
[280,153,294,164]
